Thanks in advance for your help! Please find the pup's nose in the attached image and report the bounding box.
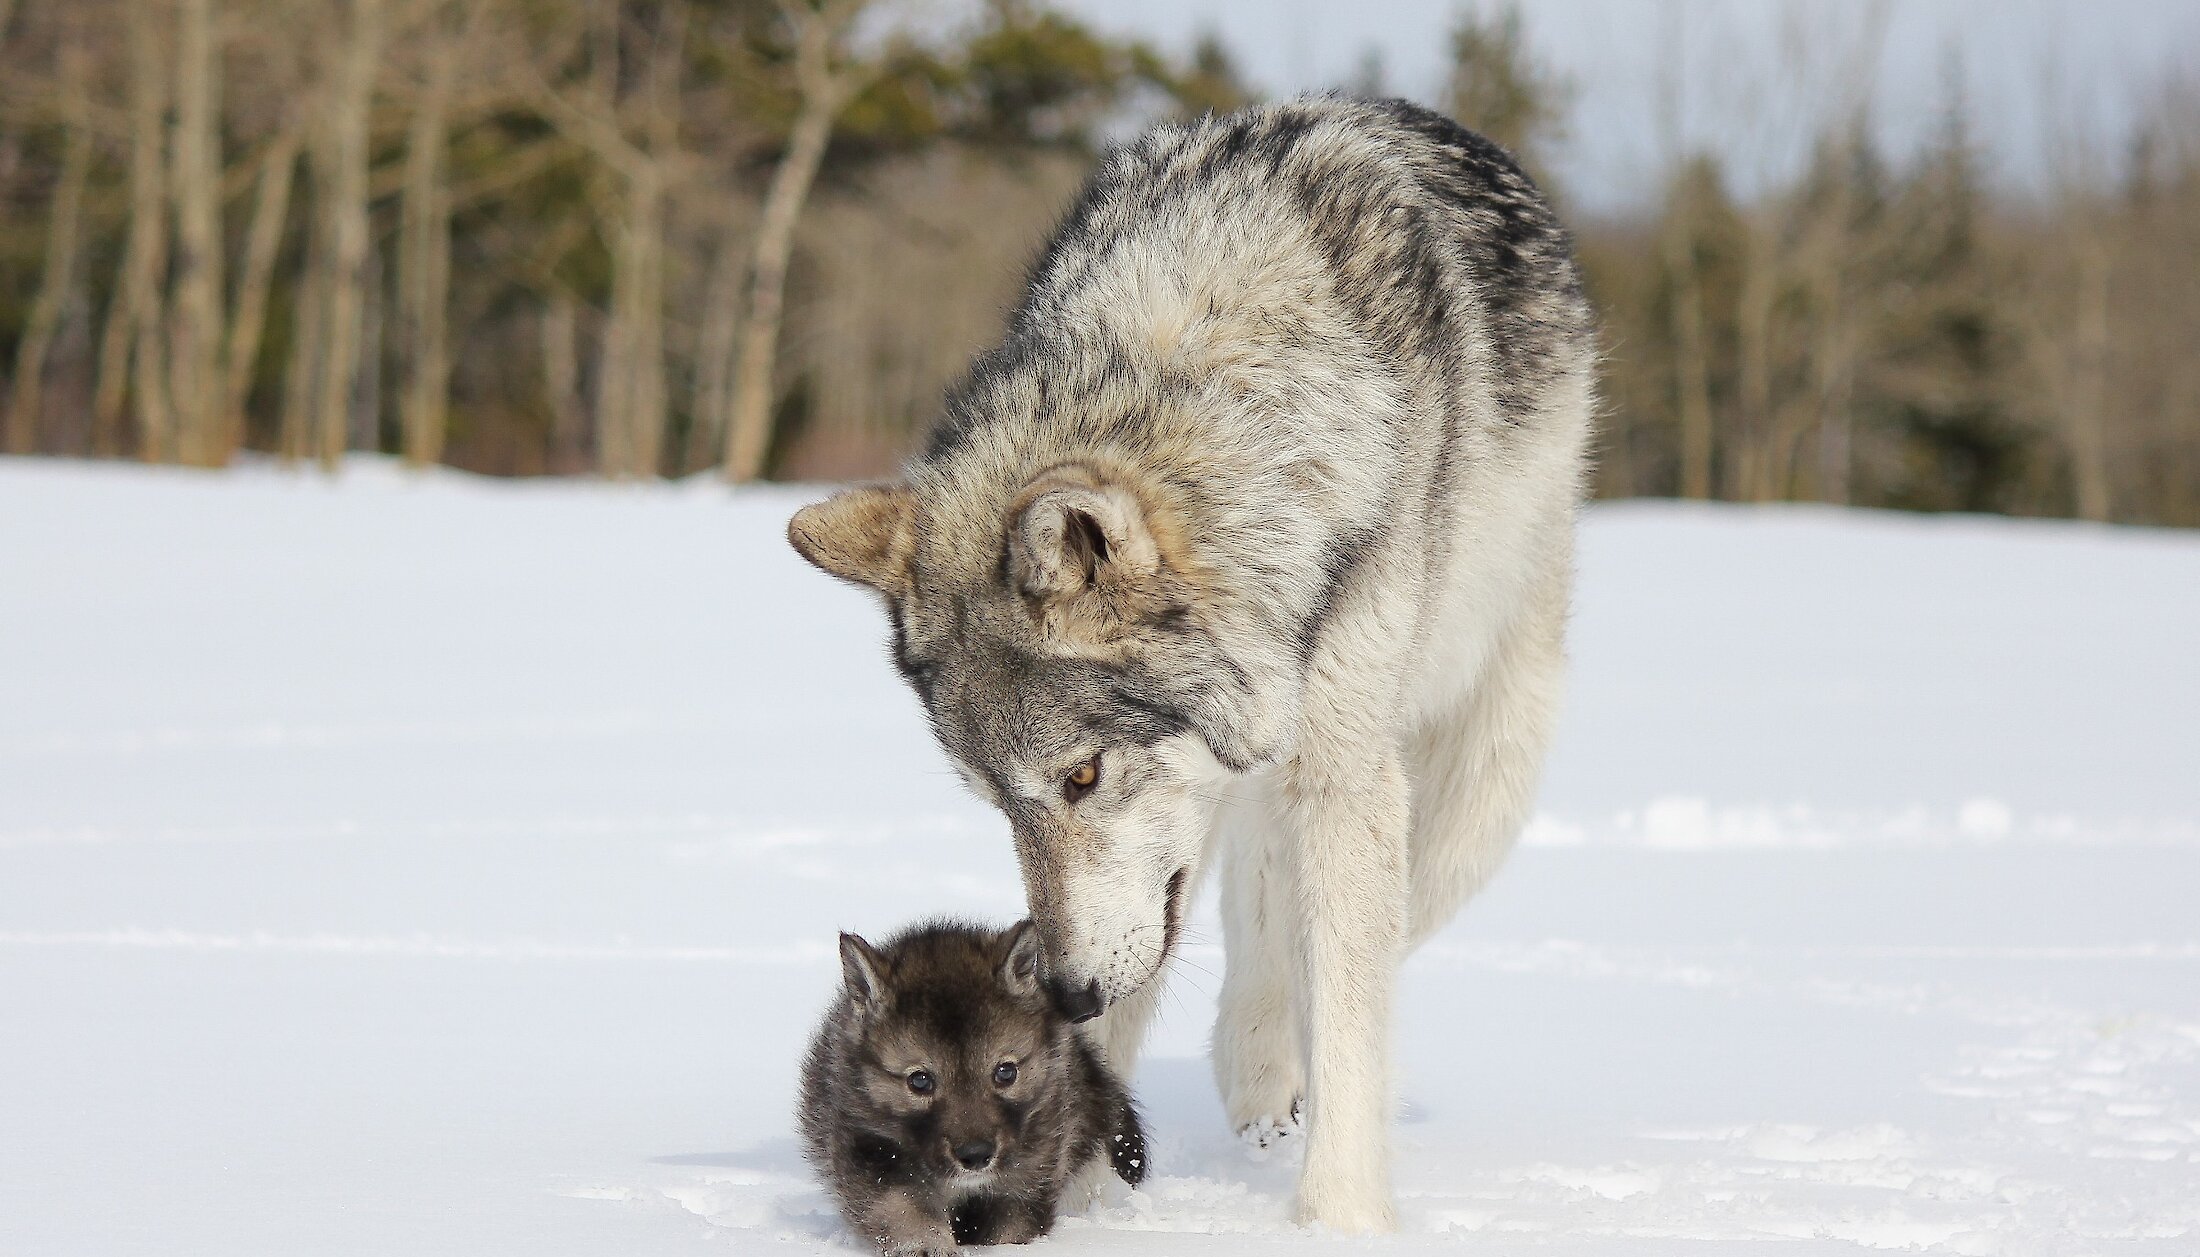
[953,1140,996,1171]
[1048,977,1106,1023]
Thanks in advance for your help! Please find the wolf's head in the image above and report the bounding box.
[790,460,1273,1017]
[830,921,1082,1180]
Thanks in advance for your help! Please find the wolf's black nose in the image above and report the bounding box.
[1050,977,1106,1023]
[953,1140,996,1170]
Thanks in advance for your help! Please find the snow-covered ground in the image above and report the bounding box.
[3,458,2196,1256]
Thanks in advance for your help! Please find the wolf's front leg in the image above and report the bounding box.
[1281,744,1410,1233]
[1213,789,1305,1142]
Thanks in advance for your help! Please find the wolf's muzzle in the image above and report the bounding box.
[1047,976,1106,1023]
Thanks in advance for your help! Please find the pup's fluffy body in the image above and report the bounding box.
[799,920,1145,1256]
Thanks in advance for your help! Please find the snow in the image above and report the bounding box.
[3,457,2196,1256]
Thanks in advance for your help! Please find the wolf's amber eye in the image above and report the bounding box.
[993,1061,1018,1087]
[1062,754,1102,803]
[906,1069,935,1095]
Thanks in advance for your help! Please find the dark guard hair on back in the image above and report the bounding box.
[797,919,1146,1255]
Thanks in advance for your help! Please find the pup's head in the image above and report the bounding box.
[833,921,1079,1182]
[791,462,1266,1018]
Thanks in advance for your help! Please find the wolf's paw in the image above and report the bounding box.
[1233,1096,1304,1157]
[882,1240,959,1257]
[1291,1172,1397,1234]
[1213,1001,1305,1149]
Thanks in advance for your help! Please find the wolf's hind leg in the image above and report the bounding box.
[1406,575,1567,947]
[1211,791,1305,1142]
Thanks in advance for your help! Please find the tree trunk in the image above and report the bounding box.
[540,290,583,472]
[592,167,669,480]
[314,0,385,473]
[398,10,459,469]
[2066,239,2113,522]
[688,224,745,474]
[1732,217,1779,501]
[723,96,835,482]
[5,50,93,456]
[99,6,174,462]
[1808,234,1856,507]
[1664,203,1715,500]
[167,0,226,466]
[221,125,303,449]
[281,119,333,465]
[722,1,863,483]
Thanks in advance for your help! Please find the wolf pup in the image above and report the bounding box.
[788,96,1595,1230]
[799,919,1146,1256]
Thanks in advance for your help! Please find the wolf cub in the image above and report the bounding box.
[799,919,1146,1255]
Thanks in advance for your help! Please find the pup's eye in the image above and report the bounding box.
[992,1061,1018,1087]
[1062,754,1102,803]
[906,1069,935,1095]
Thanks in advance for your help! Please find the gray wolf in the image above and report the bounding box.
[798,919,1146,1256]
[787,95,1595,1230]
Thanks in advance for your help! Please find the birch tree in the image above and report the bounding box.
[396,0,477,469]
[90,3,175,460]
[312,0,386,472]
[522,0,690,479]
[166,0,225,465]
[721,0,872,484]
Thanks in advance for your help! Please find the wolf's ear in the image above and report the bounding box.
[789,485,914,594]
[1008,468,1160,602]
[999,919,1042,999]
[839,932,888,1011]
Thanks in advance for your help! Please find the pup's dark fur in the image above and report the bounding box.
[799,920,1146,1256]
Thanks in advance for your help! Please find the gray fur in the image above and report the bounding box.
[798,920,1146,1256]
[789,95,1595,1229]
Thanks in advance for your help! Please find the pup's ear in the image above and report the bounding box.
[1007,468,1160,602]
[789,485,914,594]
[998,919,1042,999]
[839,932,888,1011]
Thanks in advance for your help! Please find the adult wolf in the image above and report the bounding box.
[788,95,1594,1230]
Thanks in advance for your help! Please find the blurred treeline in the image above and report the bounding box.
[0,1,2195,523]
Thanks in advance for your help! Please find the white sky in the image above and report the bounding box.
[1014,0,2200,215]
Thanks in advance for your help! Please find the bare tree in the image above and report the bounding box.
[5,46,92,455]
[540,288,585,471]
[686,218,747,475]
[521,0,691,479]
[722,0,872,484]
[165,0,226,464]
[396,0,476,469]
[219,26,309,452]
[311,0,387,472]
[91,3,175,461]
[280,111,331,464]
[2023,65,2122,523]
